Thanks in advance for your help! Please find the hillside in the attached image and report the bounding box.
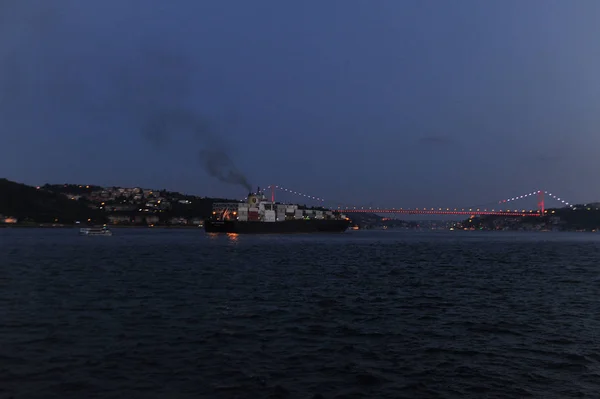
[0,179,105,224]
[344,212,383,227]
[2,178,365,226]
[0,179,244,225]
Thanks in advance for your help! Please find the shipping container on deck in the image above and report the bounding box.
[264,210,276,222]
[276,211,287,221]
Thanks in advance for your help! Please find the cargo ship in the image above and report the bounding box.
[204,187,350,234]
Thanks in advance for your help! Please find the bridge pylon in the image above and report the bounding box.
[537,190,545,215]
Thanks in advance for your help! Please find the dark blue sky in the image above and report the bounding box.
[2,0,599,209]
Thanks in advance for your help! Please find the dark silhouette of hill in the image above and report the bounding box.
[2,178,418,227]
[465,204,600,231]
[42,184,104,195]
[0,178,105,224]
[0,179,240,224]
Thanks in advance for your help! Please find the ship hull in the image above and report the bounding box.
[204,219,350,234]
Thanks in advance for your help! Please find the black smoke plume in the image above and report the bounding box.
[199,149,252,192]
[0,1,252,191]
[142,110,252,192]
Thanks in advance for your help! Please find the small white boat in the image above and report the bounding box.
[79,226,112,236]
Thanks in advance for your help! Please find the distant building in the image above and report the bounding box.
[109,205,137,212]
[145,216,159,224]
[3,217,18,224]
[158,201,171,210]
[62,193,82,200]
[108,215,130,223]
[129,215,159,224]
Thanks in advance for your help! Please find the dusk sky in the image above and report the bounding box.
[1,0,600,209]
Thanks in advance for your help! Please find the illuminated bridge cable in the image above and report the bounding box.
[242,185,356,211]
[266,185,325,202]
[264,185,367,211]
[498,190,573,208]
[498,190,539,204]
[250,185,573,214]
[544,191,573,207]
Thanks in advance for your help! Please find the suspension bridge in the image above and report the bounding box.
[259,185,574,217]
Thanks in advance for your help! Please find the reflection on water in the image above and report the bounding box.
[206,232,220,240]
[206,232,239,242]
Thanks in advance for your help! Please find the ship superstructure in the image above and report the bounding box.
[205,187,349,234]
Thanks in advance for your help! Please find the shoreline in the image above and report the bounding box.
[0,224,597,232]
[0,224,204,229]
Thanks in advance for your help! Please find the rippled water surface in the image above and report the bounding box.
[2,228,600,398]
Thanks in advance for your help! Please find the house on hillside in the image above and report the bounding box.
[108,215,130,224]
[132,215,160,224]
[108,204,137,212]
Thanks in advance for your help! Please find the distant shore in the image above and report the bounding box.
[1,224,598,232]
[0,224,204,229]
